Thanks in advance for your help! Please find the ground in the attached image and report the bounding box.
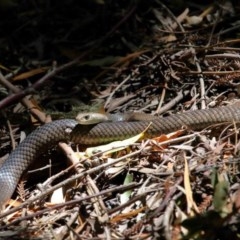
[0,1,240,239]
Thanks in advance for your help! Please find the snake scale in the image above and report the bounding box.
[1,103,240,207]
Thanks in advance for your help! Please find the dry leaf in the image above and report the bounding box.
[50,187,64,204]
[184,155,199,214]
[13,67,49,81]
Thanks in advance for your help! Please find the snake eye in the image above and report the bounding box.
[84,115,90,120]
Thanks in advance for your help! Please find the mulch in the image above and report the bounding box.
[0,1,240,239]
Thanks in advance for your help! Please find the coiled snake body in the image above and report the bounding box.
[1,104,240,207]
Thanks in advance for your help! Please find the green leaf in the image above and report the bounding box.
[213,180,229,214]
[120,173,133,204]
[211,168,218,188]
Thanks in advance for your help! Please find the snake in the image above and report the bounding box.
[76,112,158,124]
[1,103,240,207]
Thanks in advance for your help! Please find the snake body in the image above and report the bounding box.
[1,104,240,206]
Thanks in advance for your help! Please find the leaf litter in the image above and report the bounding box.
[0,1,240,239]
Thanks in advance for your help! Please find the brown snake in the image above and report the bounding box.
[1,103,240,207]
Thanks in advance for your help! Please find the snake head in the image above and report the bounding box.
[76,112,109,125]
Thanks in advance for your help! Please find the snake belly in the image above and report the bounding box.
[1,104,240,206]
